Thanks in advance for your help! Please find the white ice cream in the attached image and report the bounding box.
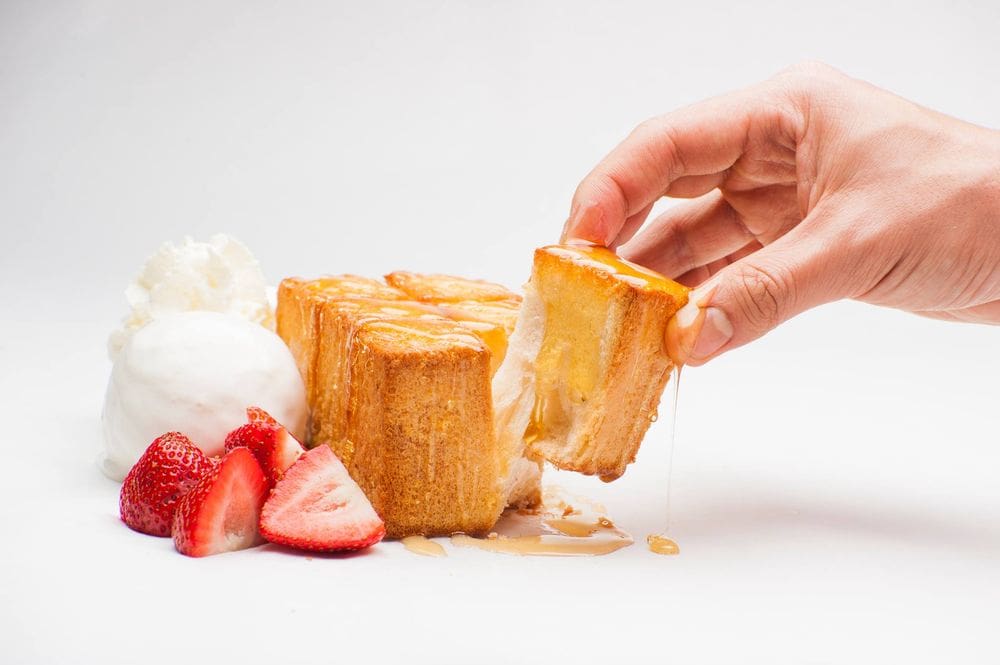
[107,234,274,361]
[101,312,307,481]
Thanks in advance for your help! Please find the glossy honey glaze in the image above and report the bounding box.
[543,244,688,296]
[311,285,515,369]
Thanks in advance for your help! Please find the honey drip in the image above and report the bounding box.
[401,535,447,557]
[648,364,682,556]
[451,487,632,557]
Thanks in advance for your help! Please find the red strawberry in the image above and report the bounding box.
[172,448,268,557]
[259,446,385,552]
[246,406,278,426]
[224,408,303,488]
[120,432,217,537]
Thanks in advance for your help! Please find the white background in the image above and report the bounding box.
[2,1,999,663]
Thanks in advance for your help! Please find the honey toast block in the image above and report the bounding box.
[276,276,406,419]
[344,318,503,537]
[277,272,537,537]
[494,245,689,481]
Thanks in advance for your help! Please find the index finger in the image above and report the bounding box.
[561,85,782,247]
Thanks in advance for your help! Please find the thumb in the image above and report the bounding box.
[665,235,851,366]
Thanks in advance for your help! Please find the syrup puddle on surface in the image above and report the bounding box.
[401,535,447,557]
[648,364,682,556]
[450,487,633,557]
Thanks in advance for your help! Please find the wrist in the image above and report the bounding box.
[962,126,1000,217]
[987,132,1000,211]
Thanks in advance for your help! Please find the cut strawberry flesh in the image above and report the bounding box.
[271,429,304,476]
[260,446,385,552]
[172,448,268,557]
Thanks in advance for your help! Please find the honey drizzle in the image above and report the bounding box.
[545,244,682,293]
[648,364,682,555]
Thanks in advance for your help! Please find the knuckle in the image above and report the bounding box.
[769,60,842,99]
[778,60,837,81]
[629,116,686,174]
[631,117,661,139]
[732,262,794,332]
[660,225,693,273]
[658,122,687,174]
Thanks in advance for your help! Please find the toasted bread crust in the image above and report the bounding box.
[386,271,518,303]
[347,321,501,537]
[277,272,540,538]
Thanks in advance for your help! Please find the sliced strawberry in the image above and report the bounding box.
[120,432,217,537]
[259,446,385,552]
[224,411,303,489]
[172,448,268,557]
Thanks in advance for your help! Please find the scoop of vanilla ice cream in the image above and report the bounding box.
[100,312,307,481]
[107,234,274,361]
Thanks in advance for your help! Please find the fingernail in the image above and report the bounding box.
[689,307,733,361]
[560,203,604,245]
[559,203,579,243]
[664,283,732,365]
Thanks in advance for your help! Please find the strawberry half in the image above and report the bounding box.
[172,447,268,557]
[224,407,304,488]
[259,446,385,552]
[120,432,218,537]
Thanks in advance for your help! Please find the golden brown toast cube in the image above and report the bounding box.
[496,245,688,481]
[277,272,540,537]
[344,319,503,537]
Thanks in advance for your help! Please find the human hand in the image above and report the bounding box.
[561,63,1000,365]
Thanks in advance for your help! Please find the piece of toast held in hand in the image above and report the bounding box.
[494,244,689,482]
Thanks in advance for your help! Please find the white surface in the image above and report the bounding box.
[1,1,998,663]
